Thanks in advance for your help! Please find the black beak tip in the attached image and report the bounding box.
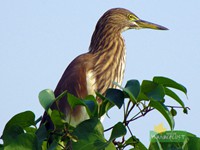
[159,26,169,30]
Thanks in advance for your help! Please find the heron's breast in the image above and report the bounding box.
[86,70,97,96]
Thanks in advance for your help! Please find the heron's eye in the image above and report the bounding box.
[128,14,138,21]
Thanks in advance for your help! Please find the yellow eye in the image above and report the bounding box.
[128,14,138,21]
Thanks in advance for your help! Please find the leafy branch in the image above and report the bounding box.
[0,76,192,150]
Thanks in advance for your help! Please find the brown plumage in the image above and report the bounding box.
[41,8,168,128]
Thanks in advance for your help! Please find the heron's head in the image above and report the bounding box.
[89,8,168,53]
[96,8,168,32]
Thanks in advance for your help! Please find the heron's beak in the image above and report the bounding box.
[134,19,168,30]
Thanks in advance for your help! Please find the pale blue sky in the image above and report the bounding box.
[0,0,199,146]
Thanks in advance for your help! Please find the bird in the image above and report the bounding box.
[41,8,168,129]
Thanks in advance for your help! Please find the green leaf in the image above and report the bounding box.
[147,84,165,101]
[125,136,139,146]
[149,131,200,150]
[96,92,114,117]
[68,93,96,117]
[99,100,109,117]
[83,95,98,118]
[24,127,37,134]
[105,142,116,150]
[84,100,97,117]
[35,124,48,148]
[95,91,106,101]
[72,118,106,150]
[153,76,187,95]
[124,80,140,99]
[50,110,66,128]
[39,89,55,111]
[138,80,158,101]
[96,92,115,118]
[3,111,35,130]
[99,100,114,118]
[105,89,124,109]
[2,111,36,146]
[121,80,140,103]
[134,142,148,150]
[2,125,24,146]
[109,122,126,141]
[4,133,38,150]
[0,145,3,150]
[84,95,96,101]
[164,87,185,108]
[54,90,67,102]
[187,134,200,150]
[48,140,61,150]
[126,137,147,150]
[149,99,175,130]
[140,80,158,94]
[67,93,85,109]
[139,80,165,101]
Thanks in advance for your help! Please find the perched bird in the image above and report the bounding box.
[41,8,168,128]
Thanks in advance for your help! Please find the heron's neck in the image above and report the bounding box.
[89,28,126,95]
[89,25,123,53]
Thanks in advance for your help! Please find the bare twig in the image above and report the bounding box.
[126,107,154,124]
[125,101,136,121]
[166,105,190,110]
[104,125,114,132]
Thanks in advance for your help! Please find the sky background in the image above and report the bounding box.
[0,0,199,147]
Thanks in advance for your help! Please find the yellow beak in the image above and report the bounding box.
[135,19,168,30]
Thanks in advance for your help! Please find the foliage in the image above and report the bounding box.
[149,131,200,150]
[0,76,196,150]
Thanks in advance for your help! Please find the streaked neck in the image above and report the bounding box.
[89,26,126,95]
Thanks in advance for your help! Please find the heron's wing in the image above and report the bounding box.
[40,53,93,128]
[55,54,88,98]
